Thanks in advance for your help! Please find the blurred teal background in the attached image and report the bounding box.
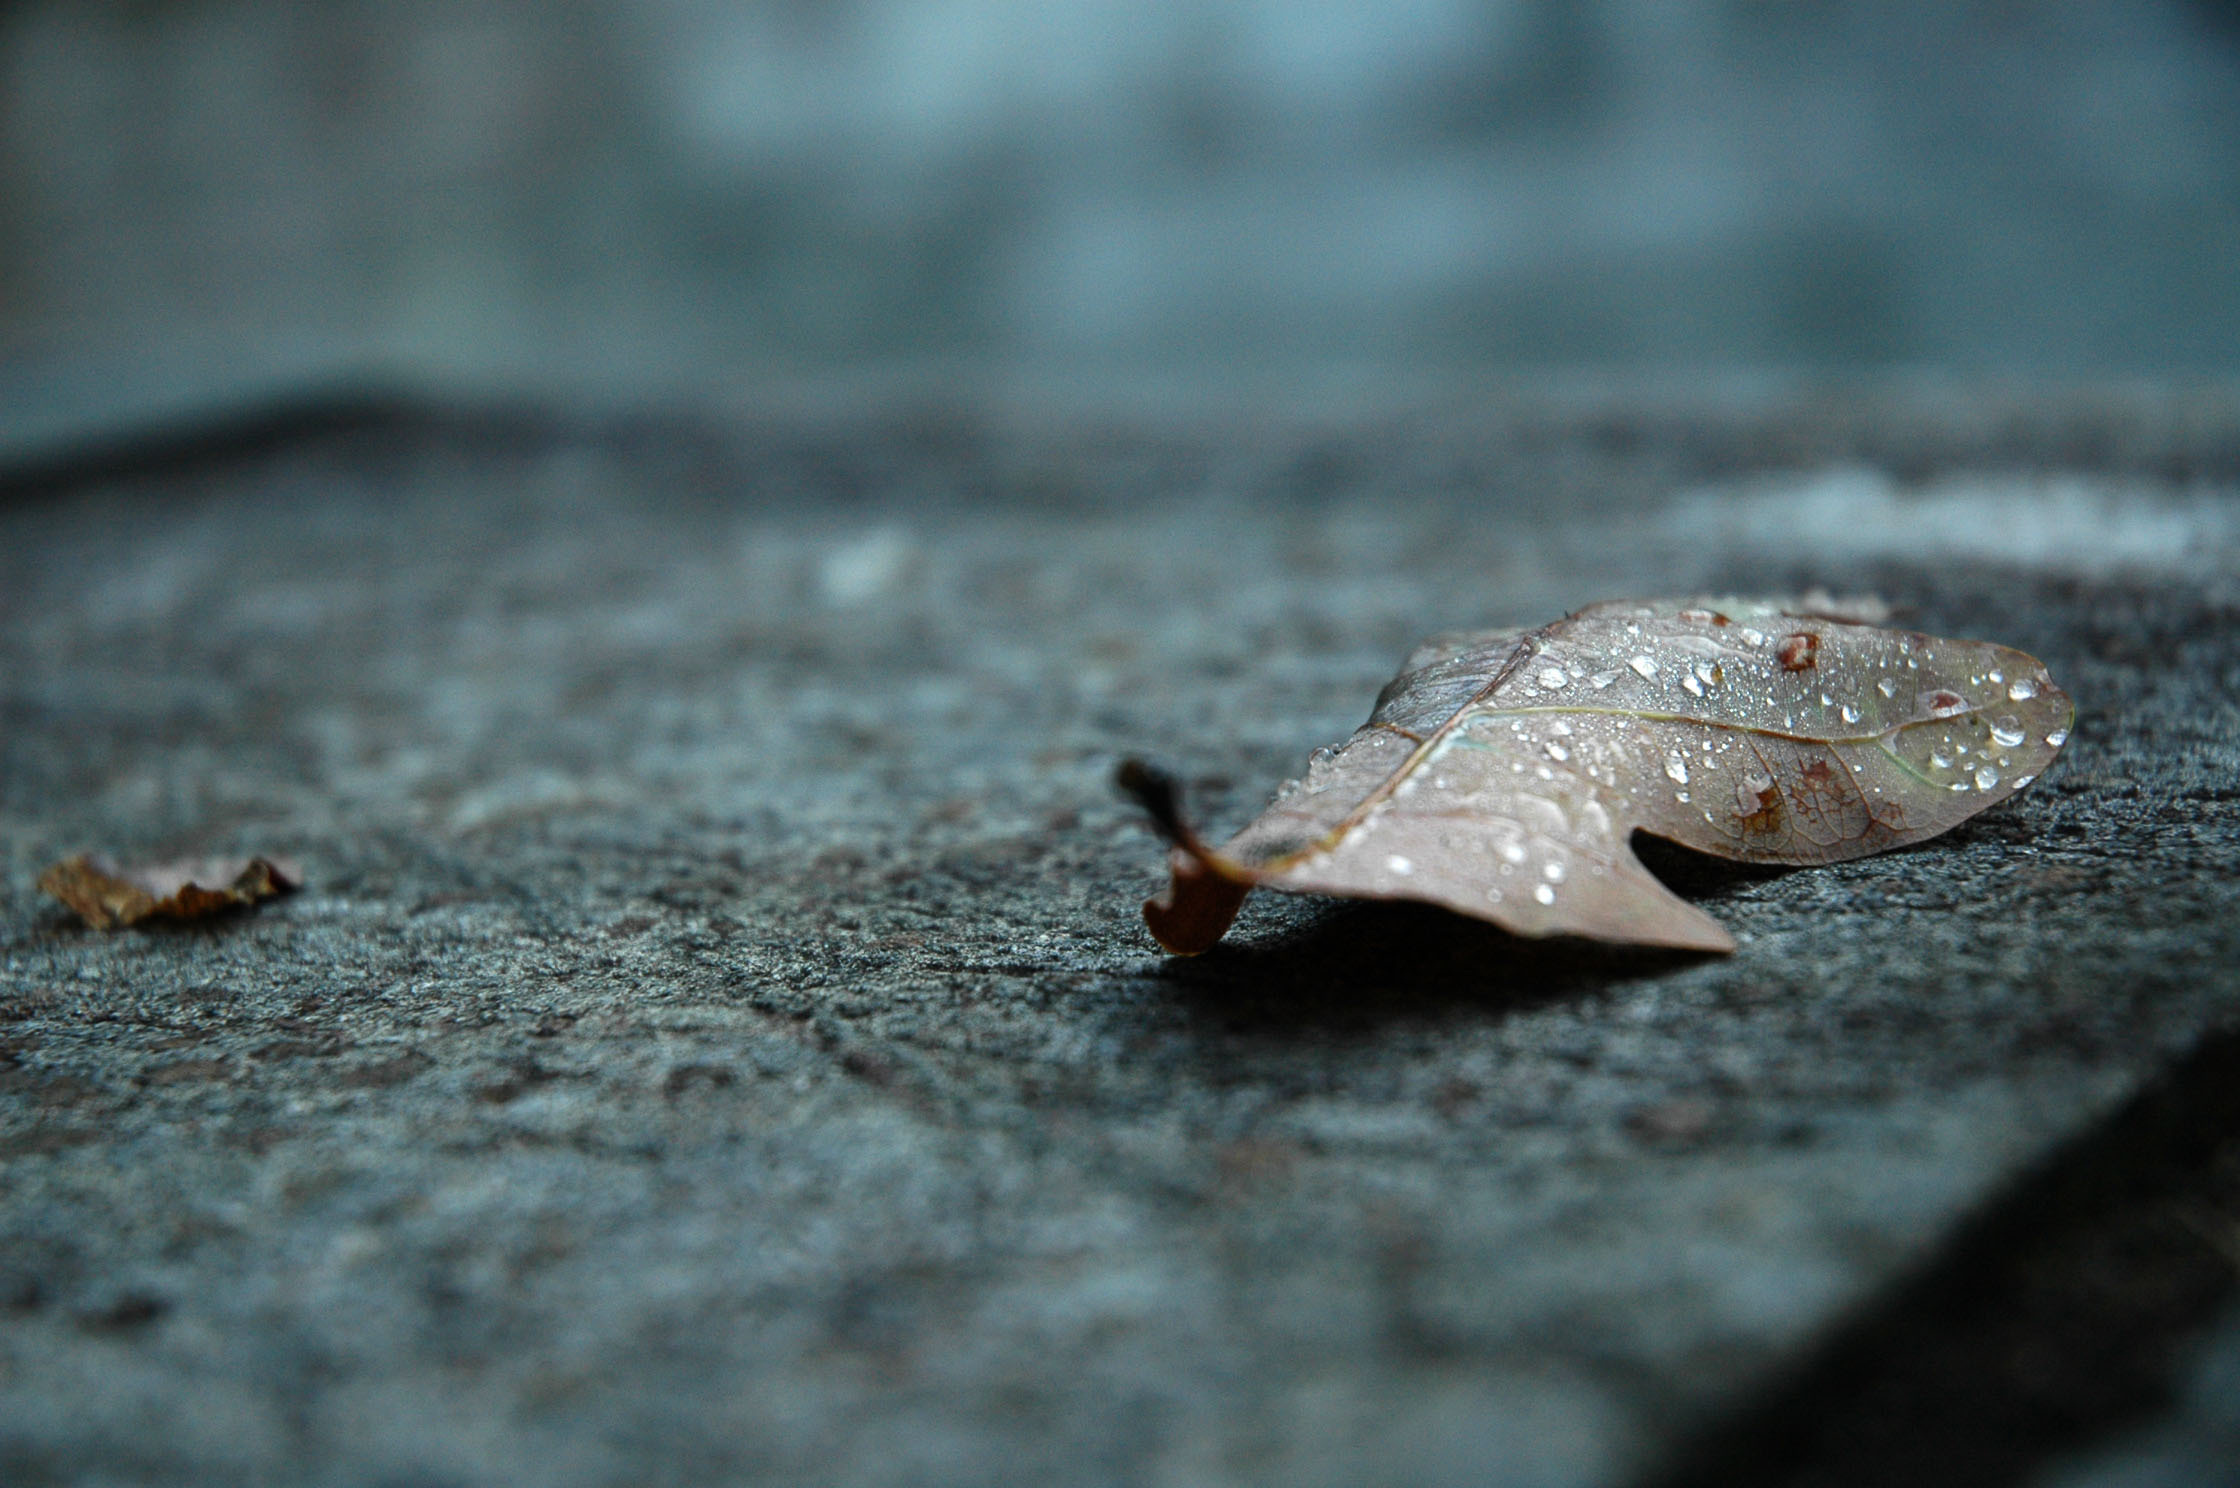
[2,0,2236,409]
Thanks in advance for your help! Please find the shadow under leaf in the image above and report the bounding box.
[1156,895,1721,1037]
[1629,831,1799,897]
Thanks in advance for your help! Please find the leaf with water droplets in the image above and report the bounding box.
[1121,597,2072,954]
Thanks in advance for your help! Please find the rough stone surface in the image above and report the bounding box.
[2050,1306,2240,1488]
[2,387,2237,1486]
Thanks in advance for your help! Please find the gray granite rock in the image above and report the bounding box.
[1,387,2237,1486]
[2043,1306,2240,1488]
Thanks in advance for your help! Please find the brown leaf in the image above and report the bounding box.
[37,854,300,930]
[1124,597,2073,955]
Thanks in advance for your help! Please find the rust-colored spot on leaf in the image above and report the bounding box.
[37,854,300,930]
[1736,780,1785,835]
[1777,632,1820,670]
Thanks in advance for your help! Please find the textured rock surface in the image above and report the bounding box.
[2050,1307,2240,1488]
[1,386,2237,1486]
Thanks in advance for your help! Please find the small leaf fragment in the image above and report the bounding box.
[38,854,300,930]
[1126,597,2072,955]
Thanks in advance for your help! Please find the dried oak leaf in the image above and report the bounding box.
[1124,597,2072,955]
[37,854,300,930]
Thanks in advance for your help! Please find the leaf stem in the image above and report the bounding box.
[1113,758,1232,867]
[1115,759,1254,953]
